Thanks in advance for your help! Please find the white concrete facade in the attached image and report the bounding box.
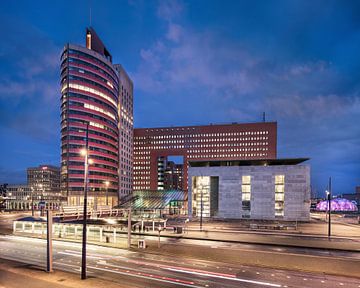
[188,163,310,221]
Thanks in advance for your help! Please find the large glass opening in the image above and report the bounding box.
[192,176,219,218]
[275,175,285,217]
[242,175,251,217]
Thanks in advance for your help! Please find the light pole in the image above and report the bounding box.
[31,187,34,216]
[327,177,332,239]
[200,185,203,232]
[46,210,53,273]
[104,181,110,206]
[81,122,90,280]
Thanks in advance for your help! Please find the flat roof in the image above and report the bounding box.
[134,121,276,131]
[189,158,309,167]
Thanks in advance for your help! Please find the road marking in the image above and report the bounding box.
[165,267,282,287]
[87,265,203,288]
[54,261,94,274]
[57,251,103,259]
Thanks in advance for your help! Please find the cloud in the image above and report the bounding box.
[266,94,358,120]
[0,16,60,141]
[166,23,183,42]
[131,1,360,194]
[157,0,184,21]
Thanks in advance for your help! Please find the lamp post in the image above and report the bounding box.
[31,187,34,216]
[104,181,110,206]
[327,177,332,239]
[81,122,90,280]
[200,185,203,232]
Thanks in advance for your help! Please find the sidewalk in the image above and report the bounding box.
[140,238,360,278]
[0,259,133,288]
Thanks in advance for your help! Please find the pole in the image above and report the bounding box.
[158,225,161,248]
[106,185,108,206]
[81,122,89,280]
[46,210,53,272]
[200,186,203,232]
[328,177,331,239]
[31,189,34,217]
[127,207,131,249]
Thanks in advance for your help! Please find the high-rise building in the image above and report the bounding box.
[156,157,183,191]
[27,165,60,195]
[60,27,133,207]
[133,122,277,192]
[114,64,134,196]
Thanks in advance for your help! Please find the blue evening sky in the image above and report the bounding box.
[0,0,359,196]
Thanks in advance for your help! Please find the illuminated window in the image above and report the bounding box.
[242,175,251,216]
[275,175,285,217]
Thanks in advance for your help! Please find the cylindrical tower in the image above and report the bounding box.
[60,39,119,207]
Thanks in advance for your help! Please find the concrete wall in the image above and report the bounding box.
[188,165,310,221]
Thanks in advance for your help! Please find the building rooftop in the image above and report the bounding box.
[134,121,276,131]
[189,158,309,167]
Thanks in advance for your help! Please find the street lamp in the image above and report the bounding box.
[327,177,332,239]
[81,122,90,280]
[31,187,34,216]
[200,184,203,232]
[104,181,110,206]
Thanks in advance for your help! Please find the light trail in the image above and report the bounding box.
[165,267,282,287]
[87,265,203,288]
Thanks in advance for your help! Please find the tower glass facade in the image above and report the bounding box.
[60,28,133,207]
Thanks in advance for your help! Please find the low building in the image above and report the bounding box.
[188,158,310,221]
[5,185,32,210]
[5,184,65,211]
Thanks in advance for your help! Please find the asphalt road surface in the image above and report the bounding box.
[1,235,359,288]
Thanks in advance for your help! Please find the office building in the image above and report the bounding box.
[188,158,310,221]
[133,122,277,192]
[27,165,60,195]
[60,27,133,207]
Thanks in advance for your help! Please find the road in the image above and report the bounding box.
[136,233,360,259]
[1,235,359,288]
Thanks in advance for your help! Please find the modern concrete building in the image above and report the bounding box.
[188,159,310,221]
[134,122,277,192]
[27,165,60,195]
[60,27,133,207]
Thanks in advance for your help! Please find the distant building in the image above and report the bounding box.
[164,161,183,191]
[156,157,183,191]
[5,185,31,210]
[5,184,63,211]
[27,165,60,195]
[134,122,277,192]
[188,158,310,221]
